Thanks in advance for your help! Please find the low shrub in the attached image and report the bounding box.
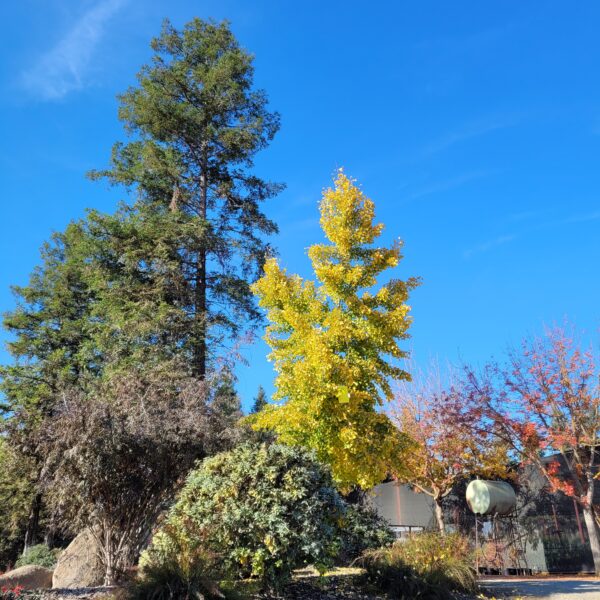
[143,442,345,590]
[15,545,59,569]
[358,532,477,599]
[337,503,395,562]
[0,586,42,600]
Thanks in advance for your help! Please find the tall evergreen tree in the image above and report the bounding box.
[90,18,282,378]
[0,223,96,418]
[251,385,268,414]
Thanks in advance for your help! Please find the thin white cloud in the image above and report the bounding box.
[420,115,519,157]
[407,170,493,201]
[463,208,600,259]
[463,234,516,259]
[20,0,127,100]
[507,209,548,222]
[560,210,600,225]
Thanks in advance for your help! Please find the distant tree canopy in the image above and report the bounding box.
[464,327,600,574]
[251,385,268,414]
[249,172,419,489]
[391,368,510,534]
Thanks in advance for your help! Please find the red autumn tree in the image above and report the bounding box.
[391,368,509,534]
[464,326,600,573]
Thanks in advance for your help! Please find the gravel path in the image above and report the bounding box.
[481,577,600,599]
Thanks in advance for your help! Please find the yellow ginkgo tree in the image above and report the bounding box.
[249,171,420,489]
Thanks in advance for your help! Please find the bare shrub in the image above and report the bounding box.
[36,366,241,585]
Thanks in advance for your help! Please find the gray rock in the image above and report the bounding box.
[52,530,105,589]
[0,564,53,590]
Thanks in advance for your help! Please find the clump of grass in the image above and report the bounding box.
[123,561,225,600]
[358,532,477,599]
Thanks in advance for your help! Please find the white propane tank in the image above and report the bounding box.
[466,480,516,516]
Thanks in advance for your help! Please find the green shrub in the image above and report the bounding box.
[337,503,394,562]
[359,532,477,599]
[143,442,345,590]
[15,544,59,569]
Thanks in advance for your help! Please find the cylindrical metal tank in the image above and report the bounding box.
[466,480,517,516]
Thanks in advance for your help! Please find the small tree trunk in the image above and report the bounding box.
[582,504,600,574]
[434,497,445,534]
[582,478,600,576]
[103,536,116,586]
[23,492,42,553]
[104,563,115,587]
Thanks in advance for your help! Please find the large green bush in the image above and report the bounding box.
[141,443,345,590]
[15,544,59,569]
[359,532,477,599]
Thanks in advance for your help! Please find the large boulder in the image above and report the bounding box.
[0,564,53,590]
[52,529,104,589]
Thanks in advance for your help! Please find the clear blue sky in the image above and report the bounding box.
[1,1,599,412]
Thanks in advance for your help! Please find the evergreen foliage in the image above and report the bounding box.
[0,439,39,569]
[15,544,59,569]
[89,18,282,378]
[337,503,395,562]
[0,17,278,567]
[142,443,346,589]
[0,224,95,419]
[250,385,268,413]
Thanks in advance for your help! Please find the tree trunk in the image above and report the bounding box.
[104,562,116,587]
[582,503,600,574]
[23,492,42,554]
[103,532,117,587]
[434,497,445,534]
[193,148,208,380]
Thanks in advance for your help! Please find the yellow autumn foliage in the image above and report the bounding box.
[248,171,420,489]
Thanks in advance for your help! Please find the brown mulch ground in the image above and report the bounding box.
[25,569,494,599]
[35,589,115,600]
[256,576,385,600]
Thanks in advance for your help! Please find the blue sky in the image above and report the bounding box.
[1,1,599,411]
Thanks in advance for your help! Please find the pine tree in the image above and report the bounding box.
[0,223,96,417]
[212,366,242,420]
[250,385,268,414]
[250,171,420,489]
[90,18,282,378]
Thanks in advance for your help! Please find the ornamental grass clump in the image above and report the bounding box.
[129,524,224,600]
[359,532,477,599]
